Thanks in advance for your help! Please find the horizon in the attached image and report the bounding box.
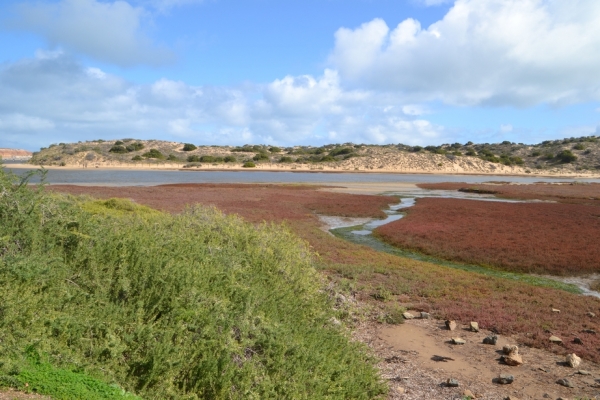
[1,0,600,151]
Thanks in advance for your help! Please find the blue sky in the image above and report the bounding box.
[1,0,599,151]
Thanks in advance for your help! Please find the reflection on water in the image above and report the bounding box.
[5,165,600,186]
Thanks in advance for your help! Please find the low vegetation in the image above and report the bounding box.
[0,169,385,399]
[49,183,600,363]
[373,198,600,275]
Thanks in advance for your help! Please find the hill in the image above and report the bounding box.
[28,135,600,176]
[0,148,32,160]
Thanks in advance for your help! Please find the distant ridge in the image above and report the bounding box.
[28,135,600,176]
[0,148,32,160]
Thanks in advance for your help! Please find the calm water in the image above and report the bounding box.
[5,165,600,186]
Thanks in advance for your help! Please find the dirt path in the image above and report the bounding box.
[360,318,600,399]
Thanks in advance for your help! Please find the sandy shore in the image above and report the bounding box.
[7,162,600,180]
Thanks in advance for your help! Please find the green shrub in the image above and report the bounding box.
[109,145,127,154]
[573,143,585,150]
[557,150,577,163]
[0,167,385,399]
[187,155,200,162]
[114,141,124,146]
[252,153,269,161]
[243,161,256,168]
[329,147,354,157]
[224,155,236,163]
[125,143,144,152]
[142,149,164,159]
[530,150,541,157]
[409,146,423,153]
[182,143,197,151]
[320,155,335,162]
[279,156,294,163]
[131,155,142,161]
[269,146,281,153]
[166,154,179,161]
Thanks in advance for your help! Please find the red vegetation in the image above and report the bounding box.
[375,198,600,275]
[418,182,600,205]
[49,183,600,363]
[49,183,391,222]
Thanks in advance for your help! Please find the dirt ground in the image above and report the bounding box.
[360,318,600,400]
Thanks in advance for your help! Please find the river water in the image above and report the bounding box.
[4,164,600,186]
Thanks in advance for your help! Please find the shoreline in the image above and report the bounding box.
[5,163,600,179]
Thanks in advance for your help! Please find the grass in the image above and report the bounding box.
[47,183,600,363]
[0,168,386,399]
[373,198,600,275]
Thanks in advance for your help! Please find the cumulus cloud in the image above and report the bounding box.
[330,0,600,106]
[6,0,174,66]
[0,52,444,149]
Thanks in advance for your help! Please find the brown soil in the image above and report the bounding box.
[365,318,600,399]
[0,389,49,399]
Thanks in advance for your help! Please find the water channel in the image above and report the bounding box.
[326,190,596,297]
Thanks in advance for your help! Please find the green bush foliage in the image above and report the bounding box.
[252,153,270,161]
[182,144,197,151]
[242,161,256,168]
[0,167,384,399]
[109,146,127,154]
[224,155,236,163]
[557,150,577,163]
[125,143,144,152]
[142,149,165,159]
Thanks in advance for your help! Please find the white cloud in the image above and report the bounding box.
[141,0,203,12]
[413,0,453,6]
[500,124,513,133]
[7,0,174,66]
[330,0,600,107]
[0,52,444,149]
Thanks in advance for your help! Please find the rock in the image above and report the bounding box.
[496,374,514,384]
[552,308,561,313]
[505,397,520,400]
[403,312,415,320]
[577,370,591,375]
[566,353,581,368]
[420,312,431,319]
[583,329,596,334]
[395,386,405,394]
[445,320,457,331]
[462,389,475,398]
[452,337,466,345]
[587,312,596,317]
[470,322,479,332]
[483,334,498,345]
[503,352,523,366]
[446,378,459,387]
[549,335,563,344]
[574,337,583,345]
[502,345,519,355]
[557,378,574,388]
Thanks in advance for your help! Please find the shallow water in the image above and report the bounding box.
[5,166,600,186]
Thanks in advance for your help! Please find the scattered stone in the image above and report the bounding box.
[577,370,591,375]
[420,311,431,319]
[549,335,563,344]
[503,352,523,366]
[445,320,457,331]
[446,378,459,387]
[574,337,583,345]
[470,322,479,332]
[552,308,561,313]
[462,389,475,398]
[502,345,519,355]
[583,329,597,334]
[587,312,596,317]
[452,337,466,345]
[566,353,581,368]
[539,367,548,372]
[483,334,498,345]
[395,386,405,394]
[557,378,574,388]
[402,312,415,320]
[496,374,514,384]
[504,396,520,400]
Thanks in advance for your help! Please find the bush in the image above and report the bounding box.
[182,143,197,151]
[166,154,179,161]
[557,150,577,163]
[253,153,270,161]
[269,146,281,153]
[114,140,124,146]
[530,150,541,157]
[142,149,164,159]
[125,143,144,152]
[109,145,127,154]
[320,155,335,162]
[243,161,256,168]
[279,156,294,163]
[0,167,385,399]
[329,147,354,157]
[224,155,236,163]
[409,146,423,153]
[131,155,143,161]
[573,143,585,150]
[186,155,200,162]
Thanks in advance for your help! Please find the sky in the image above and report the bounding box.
[1,0,600,151]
